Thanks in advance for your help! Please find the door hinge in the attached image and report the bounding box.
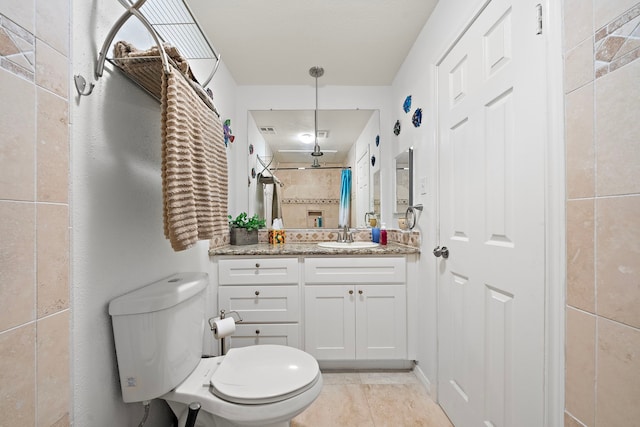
[536,4,543,35]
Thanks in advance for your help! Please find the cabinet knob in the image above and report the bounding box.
[358,290,364,295]
[255,263,260,268]
[254,290,260,296]
[348,290,354,295]
[255,329,260,335]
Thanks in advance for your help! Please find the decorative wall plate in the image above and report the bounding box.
[371,155,376,167]
[375,135,380,147]
[412,108,423,127]
[403,95,412,113]
[248,144,254,155]
[223,119,235,146]
[394,120,401,135]
[251,167,256,178]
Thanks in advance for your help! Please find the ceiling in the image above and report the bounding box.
[186,0,438,86]
[250,109,376,165]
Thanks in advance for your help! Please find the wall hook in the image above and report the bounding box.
[74,74,95,96]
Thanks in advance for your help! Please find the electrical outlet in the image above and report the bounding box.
[419,176,427,195]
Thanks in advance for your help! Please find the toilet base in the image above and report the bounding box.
[171,401,291,427]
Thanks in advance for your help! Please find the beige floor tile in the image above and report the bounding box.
[359,371,419,385]
[363,383,453,427]
[292,384,374,427]
[294,372,452,427]
[321,372,362,385]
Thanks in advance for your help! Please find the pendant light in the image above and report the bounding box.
[309,66,324,166]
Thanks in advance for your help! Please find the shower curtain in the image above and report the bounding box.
[339,168,351,227]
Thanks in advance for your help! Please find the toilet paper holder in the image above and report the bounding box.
[208,310,243,355]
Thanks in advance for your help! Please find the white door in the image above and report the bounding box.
[436,0,546,426]
[355,285,407,359]
[356,147,370,227]
[304,285,356,359]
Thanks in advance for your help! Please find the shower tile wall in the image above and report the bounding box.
[279,168,342,229]
[0,0,70,425]
[563,1,640,426]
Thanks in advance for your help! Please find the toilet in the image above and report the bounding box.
[109,273,322,427]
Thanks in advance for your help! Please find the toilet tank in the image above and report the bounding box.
[109,272,208,403]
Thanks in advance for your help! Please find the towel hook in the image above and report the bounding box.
[74,75,95,96]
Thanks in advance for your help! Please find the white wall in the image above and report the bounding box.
[391,0,491,395]
[71,1,237,425]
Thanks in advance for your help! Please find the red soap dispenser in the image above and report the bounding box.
[380,223,387,245]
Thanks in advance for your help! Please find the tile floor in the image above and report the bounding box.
[292,371,453,427]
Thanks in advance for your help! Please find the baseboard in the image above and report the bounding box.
[318,359,414,371]
[413,364,435,399]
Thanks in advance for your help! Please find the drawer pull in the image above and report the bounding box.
[255,263,260,268]
[348,290,354,295]
[358,290,364,295]
[255,329,261,335]
[254,290,260,296]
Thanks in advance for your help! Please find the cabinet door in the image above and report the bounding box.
[304,285,356,360]
[226,324,300,350]
[219,258,298,285]
[219,285,299,323]
[355,285,407,359]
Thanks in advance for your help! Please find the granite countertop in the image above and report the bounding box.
[209,242,419,256]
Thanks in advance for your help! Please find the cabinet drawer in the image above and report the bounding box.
[219,258,299,285]
[305,257,406,284]
[227,323,300,349]
[219,285,299,323]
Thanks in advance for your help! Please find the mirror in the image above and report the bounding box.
[248,109,380,229]
[395,148,413,215]
[372,170,380,220]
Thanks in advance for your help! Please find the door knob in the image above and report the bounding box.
[433,246,450,259]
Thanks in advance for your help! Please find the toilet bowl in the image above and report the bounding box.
[108,273,322,427]
[164,345,323,427]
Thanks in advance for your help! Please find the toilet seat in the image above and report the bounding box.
[210,345,320,405]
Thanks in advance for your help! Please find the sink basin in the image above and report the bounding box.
[317,241,380,249]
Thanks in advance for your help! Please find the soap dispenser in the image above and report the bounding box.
[371,226,380,243]
[380,223,387,245]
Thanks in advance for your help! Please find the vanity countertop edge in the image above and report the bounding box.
[209,242,419,256]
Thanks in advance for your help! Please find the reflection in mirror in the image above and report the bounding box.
[373,170,380,220]
[395,148,413,214]
[248,110,379,229]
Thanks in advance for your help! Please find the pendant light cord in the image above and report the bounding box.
[309,66,324,165]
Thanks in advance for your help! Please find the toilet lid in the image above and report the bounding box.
[210,345,320,405]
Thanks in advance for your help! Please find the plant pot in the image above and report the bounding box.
[230,228,258,245]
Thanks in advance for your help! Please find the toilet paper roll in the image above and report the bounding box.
[212,317,236,339]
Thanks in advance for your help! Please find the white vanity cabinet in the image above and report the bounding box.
[304,257,407,360]
[218,258,300,350]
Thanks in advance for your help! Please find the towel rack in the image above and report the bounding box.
[78,0,220,105]
[257,155,284,187]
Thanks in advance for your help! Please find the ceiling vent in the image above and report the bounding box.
[259,126,277,135]
[316,130,329,138]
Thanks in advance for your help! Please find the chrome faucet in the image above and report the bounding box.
[337,225,353,243]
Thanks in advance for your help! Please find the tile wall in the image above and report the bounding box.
[563,1,640,426]
[0,0,70,425]
[278,168,343,229]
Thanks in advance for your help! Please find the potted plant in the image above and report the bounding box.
[228,213,266,245]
